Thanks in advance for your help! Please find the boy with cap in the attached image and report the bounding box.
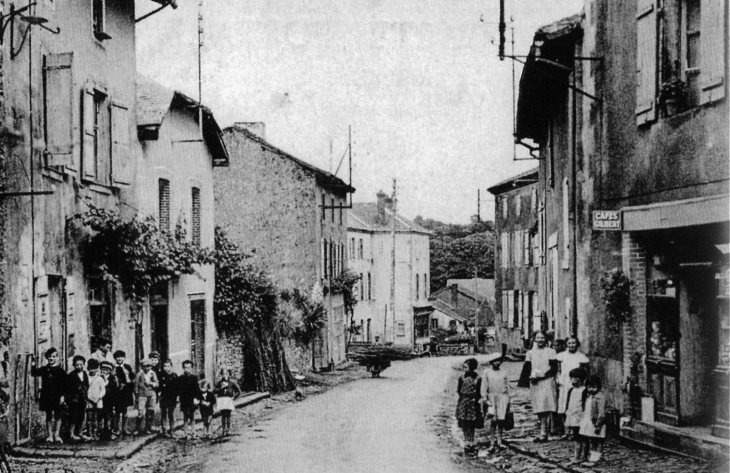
[66,355,90,441]
[158,359,178,437]
[134,359,159,435]
[30,347,66,443]
[113,350,135,436]
[99,361,118,440]
[86,359,106,440]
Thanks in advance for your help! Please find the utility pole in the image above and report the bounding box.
[389,178,397,343]
[477,189,481,223]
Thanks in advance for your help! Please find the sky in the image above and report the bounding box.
[136,0,583,224]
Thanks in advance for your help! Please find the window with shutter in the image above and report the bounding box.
[82,86,98,180]
[111,102,132,185]
[502,292,509,323]
[698,0,726,104]
[507,291,515,327]
[636,0,658,125]
[92,0,111,41]
[43,53,74,168]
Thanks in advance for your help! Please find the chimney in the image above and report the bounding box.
[450,284,459,308]
[234,122,266,140]
[377,190,388,217]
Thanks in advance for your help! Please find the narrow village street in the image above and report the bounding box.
[146,356,726,473]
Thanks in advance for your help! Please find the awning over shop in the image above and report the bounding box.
[623,194,730,231]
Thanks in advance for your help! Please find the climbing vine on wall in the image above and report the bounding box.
[599,268,633,326]
[73,206,214,310]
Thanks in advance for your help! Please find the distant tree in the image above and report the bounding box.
[425,218,496,293]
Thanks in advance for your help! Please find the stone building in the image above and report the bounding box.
[488,169,541,351]
[509,0,728,459]
[216,124,354,370]
[347,192,431,349]
[136,76,228,380]
[428,282,494,337]
[0,0,176,440]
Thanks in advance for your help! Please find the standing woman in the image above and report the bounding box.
[556,337,590,439]
[456,358,482,454]
[522,331,558,442]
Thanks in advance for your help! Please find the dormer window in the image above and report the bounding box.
[93,0,111,41]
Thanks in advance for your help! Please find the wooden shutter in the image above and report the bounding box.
[507,291,515,328]
[43,53,74,168]
[82,86,96,180]
[636,0,658,125]
[699,0,726,104]
[111,101,132,185]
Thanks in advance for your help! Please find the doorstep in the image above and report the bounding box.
[10,391,270,460]
[620,420,730,462]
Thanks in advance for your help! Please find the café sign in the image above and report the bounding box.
[592,210,622,231]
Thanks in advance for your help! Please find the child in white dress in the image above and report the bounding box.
[481,353,510,452]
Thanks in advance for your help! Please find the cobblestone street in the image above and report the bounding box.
[438,359,728,473]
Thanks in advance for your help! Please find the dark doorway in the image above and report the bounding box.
[190,299,206,376]
[88,280,111,352]
[150,283,169,361]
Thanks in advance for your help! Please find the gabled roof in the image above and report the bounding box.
[447,278,495,302]
[515,12,584,141]
[348,203,431,234]
[487,168,539,195]
[136,76,229,167]
[431,300,469,323]
[225,125,355,194]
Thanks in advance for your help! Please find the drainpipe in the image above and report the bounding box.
[571,55,579,337]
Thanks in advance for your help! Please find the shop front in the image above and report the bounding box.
[623,195,729,436]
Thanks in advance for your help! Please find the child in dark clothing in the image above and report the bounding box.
[113,350,135,436]
[177,360,202,438]
[214,369,241,437]
[158,359,178,437]
[30,347,66,443]
[66,355,90,441]
[99,361,118,440]
[198,381,216,438]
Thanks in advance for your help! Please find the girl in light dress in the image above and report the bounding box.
[520,331,558,442]
[481,353,510,453]
[564,368,587,466]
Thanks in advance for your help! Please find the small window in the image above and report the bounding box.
[321,194,325,221]
[502,197,508,219]
[396,322,405,337]
[331,198,335,223]
[367,273,372,300]
[684,0,701,106]
[359,239,363,259]
[416,275,420,301]
[359,273,364,301]
[516,194,522,216]
[92,0,111,41]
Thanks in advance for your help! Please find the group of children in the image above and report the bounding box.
[457,353,607,467]
[31,344,242,444]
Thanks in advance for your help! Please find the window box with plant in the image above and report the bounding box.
[659,77,689,116]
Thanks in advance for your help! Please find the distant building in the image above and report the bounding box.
[216,124,354,370]
[487,168,540,350]
[428,282,495,339]
[347,192,431,348]
[136,76,229,380]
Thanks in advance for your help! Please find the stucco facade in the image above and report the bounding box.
[136,77,228,381]
[0,0,170,440]
[347,194,431,348]
[488,169,541,351]
[216,125,354,370]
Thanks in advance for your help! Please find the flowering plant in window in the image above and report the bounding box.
[659,77,688,106]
